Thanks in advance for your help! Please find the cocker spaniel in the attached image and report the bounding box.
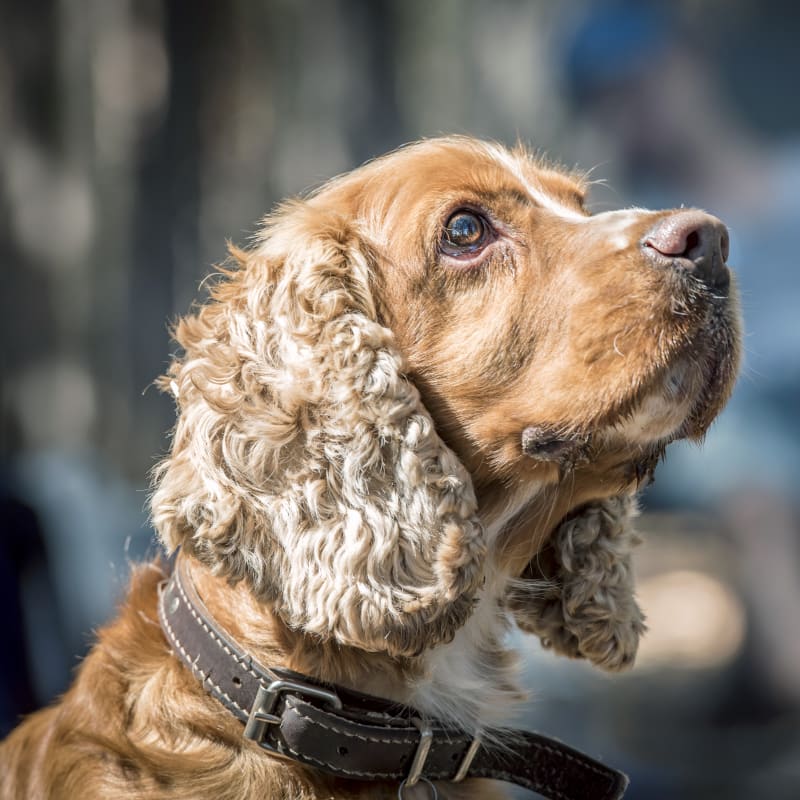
[1,137,740,800]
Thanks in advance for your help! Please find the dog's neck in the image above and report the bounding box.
[183,472,618,738]
[187,560,418,702]
[187,550,524,736]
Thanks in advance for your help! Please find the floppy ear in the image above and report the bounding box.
[506,495,645,671]
[150,201,486,657]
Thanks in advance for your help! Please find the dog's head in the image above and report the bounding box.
[151,137,740,665]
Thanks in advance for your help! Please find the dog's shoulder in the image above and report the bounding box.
[0,564,179,797]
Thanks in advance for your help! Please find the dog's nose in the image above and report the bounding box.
[643,211,730,289]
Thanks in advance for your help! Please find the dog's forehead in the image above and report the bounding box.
[476,144,588,216]
[326,139,590,242]
[375,139,587,215]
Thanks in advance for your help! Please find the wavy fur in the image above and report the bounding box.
[508,496,646,671]
[151,203,486,657]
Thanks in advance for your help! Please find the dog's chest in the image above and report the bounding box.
[408,586,521,733]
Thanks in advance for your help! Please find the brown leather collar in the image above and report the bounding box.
[157,555,628,799]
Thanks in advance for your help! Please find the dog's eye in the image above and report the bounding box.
[441,210,490,256]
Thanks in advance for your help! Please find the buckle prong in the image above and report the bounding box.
[244,678,342,744]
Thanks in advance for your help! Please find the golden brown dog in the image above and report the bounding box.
[0,137,740,799]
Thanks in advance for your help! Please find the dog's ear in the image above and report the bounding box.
[506,495,646,671]
[151,201,485,657]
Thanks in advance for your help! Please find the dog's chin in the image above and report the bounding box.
[517,289,738,483]
[620,283,740,442]
[611,336,737,451]
[680,345,740,441]
[674,288,741,439]
[520,351,735,480]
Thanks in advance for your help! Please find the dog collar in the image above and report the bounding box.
[158,555,628,799]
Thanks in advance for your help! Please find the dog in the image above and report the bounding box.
[1,137,740,799]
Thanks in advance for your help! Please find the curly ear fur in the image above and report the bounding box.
[150,202,486,657]
[507,495,646,671]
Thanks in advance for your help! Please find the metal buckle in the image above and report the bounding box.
[452,734,481,782]
[404,717,433,787]
[243,678,342,745]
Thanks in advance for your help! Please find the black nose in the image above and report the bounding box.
[643,210,730,289]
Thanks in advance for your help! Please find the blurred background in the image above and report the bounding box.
[2,0,799,796]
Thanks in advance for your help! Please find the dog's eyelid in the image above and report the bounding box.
[439,202,494,225]
[438,249,492,271]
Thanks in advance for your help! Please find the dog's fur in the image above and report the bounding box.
[1,137,740,799]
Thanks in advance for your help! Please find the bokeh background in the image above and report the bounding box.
[2,1,799,796]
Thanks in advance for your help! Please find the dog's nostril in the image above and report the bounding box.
[643,210,730,289]
[683,229,700,257]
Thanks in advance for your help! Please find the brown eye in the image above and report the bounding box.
[441,210,490,256]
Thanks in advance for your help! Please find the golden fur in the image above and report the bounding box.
[1,137,740,799]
